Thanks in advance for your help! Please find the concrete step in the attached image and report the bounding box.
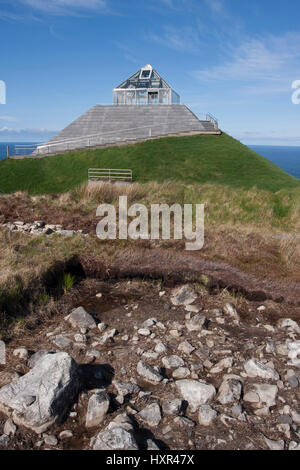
[37,105,220,155]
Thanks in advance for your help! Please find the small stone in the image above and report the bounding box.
[210,357,233,374]
[138,403,162,427]
[174,416,196,428]
[43,434,58,446]
[278,415,292,425]
[0,434,10,448]
[217,376,243,405]
[67,306,96,330]
[244,359,279,381]
[138,328,151,336]
[4,419,17,436]
[112,381,140,398]
[142,318,156,328]
[178,341,195,355]
[13,348,29,360]
[137,361,163,383]
[198,405,217,426]
[59,430,73,440]
[52,335,72,349]
[170,285,197,306]
[74,334,86,343]
[186,314,208,332]
[288,376,299,388]
[162,399,184,416]
[264,436,285,451]
[155,342,167,354]
[169,330,183,338]
[86,391,110,428]
[97,323,107,333]
[162,355,185,369]
[223,304,240,320]
[86,350,101,360]
[176,380,216,412]
[172,367,190,379]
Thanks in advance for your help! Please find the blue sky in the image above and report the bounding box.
[0,0,300,144]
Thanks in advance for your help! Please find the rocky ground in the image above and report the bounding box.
[1,280,300,451]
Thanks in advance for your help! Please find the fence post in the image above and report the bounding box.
[6,145,9,159]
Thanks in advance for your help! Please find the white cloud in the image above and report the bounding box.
[203,0,224,14]
[149,25,202,53]
[0,116,17,122]
[19,0,107,15]
[193,32,300,85]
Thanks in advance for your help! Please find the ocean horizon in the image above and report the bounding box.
[1,142,300,181]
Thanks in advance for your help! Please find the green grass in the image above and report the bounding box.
[0,133,299,193]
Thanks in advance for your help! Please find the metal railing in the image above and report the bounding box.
[206,113,219,130]
[13,144,38,157]
[88,168,133,182]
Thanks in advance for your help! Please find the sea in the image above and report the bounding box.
[0,142,300,180]
[0,142,41,160]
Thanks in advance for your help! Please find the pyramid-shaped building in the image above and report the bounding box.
[36,65,220,156]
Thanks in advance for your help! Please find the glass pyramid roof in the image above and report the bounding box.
[114,64,173,90]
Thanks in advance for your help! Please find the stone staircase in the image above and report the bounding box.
[35,105,221,156]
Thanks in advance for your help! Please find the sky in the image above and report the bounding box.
[0,0,300,145]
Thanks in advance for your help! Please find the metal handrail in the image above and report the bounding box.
[36,110,220,152]
[88,168,133,182]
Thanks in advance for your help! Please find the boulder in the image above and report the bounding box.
[67,307,97,330]
[176,380,216,412]
[0,352,80,433]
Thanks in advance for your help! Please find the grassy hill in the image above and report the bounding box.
[0,133,299,194]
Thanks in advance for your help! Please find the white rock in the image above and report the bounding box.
[278,319,300,334]
[137,361,163,383]
[86,391,110,428]
[198,405,217,426]
[176,380,216,412]
[264,436,285,451]
[172,367,190,379]
[170,285,197,306]
[13,348,29,360]
[155,342,167,354]
[244,383,278,408]
[4,418,16,436]
[210,357,233,374]
[223,304,240,320]
[178,340,195,355]
[0,352,80,433]
[162,356,185,369]
[138,403,162,427]
[138,328,151,337]
[217,376,243,405]
[186,314,208,332]
[67,307,96,330]
[244,359,279,381]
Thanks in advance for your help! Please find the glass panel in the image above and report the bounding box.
[137,90,147,105]
[141,70,151,78]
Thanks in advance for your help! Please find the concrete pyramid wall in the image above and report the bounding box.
[36,105,220,156]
